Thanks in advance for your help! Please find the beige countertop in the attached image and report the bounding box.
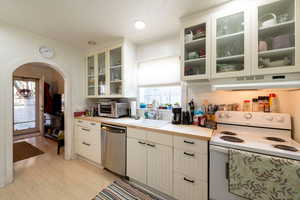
[75,116,213,141]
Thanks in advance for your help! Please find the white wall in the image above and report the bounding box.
[136,35,180,62]
[0,20,85,187]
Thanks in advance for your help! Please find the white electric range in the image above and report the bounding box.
[209,111,300,200]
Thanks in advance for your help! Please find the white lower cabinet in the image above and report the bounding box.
[147,143,173,196]
[127,128,208,200]
[74,120,101,164]
[173,172,207,200]
[126,137,147,185]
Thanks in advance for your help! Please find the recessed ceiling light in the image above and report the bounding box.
[134,20,146,30]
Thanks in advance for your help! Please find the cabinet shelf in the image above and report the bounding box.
[110,65,122,69]
[185,57,206,64]
[259,20,295,35]
[185,38,206,48]
[258,47,295,57]
[110,80,122,83]
[217,54,244,61]
[216,31,244,40]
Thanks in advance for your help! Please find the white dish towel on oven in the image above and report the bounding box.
[228,149,300,200]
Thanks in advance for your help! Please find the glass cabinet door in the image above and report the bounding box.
[214,11,246,77]
[97,52,106,96]
[255,0,297,74]
[183,23,208,79]
[87,55,96,96]
[109,46,122,95]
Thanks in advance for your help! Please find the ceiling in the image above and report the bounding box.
[0,0,230,49]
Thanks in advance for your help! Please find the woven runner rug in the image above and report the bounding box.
[94,180,166,200]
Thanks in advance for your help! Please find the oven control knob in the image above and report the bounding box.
[264,115,273,121]
[225,113,232,118]
[276,116,284,123]
[244,113,252,120]
[218,113,225,118]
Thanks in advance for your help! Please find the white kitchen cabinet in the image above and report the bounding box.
[173,172,207,200]
[126,137,147,185]
[181,15,211,80]
[85,39,137,98]
[126,128,173,196]
[211,6,251,79]
[147,143,173,196]
[74,120,101,164]
[252,0,300,75]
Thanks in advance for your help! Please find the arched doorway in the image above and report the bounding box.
[3,58,73,186]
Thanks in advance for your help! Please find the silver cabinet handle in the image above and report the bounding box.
[90,123,96,126]
[184,140,195,144]
[183,177,195,183]
[78,120,82,123]
[147,143,155,148]
[184,152,195,157]
[138,141,146,145]
[82,142,91,146]
[81,128,90,132]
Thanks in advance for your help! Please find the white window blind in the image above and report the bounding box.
[138,56,180,86]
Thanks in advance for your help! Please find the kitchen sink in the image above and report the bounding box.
[130,119,170,128]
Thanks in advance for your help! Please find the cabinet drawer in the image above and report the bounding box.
[173,172,207,200]
[76,139,101,163]
[174,149,208,181]
[127,127,147,140]
[147,131,173,146]
[174,136,207,153]
[76,119,100,129]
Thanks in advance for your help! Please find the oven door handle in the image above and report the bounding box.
[210,145,228,154]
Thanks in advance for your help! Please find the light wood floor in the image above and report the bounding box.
[0,136,117,200]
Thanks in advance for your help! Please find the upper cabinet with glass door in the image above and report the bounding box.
[253,0,299,75]
[85,40,137,98]
[109,46,123,96]
[97,51,107,96]
[182,17,210,80]
[87,55,96,97]
[211,7,251,78]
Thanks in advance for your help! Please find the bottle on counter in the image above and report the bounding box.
[269,93,279,113]
[264,96,270,112]
[243,100,251,112]
[252,98,259,112]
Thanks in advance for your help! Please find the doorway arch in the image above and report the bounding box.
[3,57,73,186]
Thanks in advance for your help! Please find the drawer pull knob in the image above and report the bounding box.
[138,141,146,145]
[82,142,91,146]
[184,177,195,183]
[147,143,155,148]
[184,140,194,144]
[184,152,195,157]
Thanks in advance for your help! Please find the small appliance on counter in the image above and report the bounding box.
[172,107,182,124]
[97,102,128,118]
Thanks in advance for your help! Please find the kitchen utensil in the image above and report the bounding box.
[272,34,291,49]
[172,107,182,124]
[185,30,193,43]
[260,13,277,28]
[259,57,291,68]
[258,41,268,51]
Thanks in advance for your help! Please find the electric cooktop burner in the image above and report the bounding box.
[221,131,237,136]
[265,137,286,142]
[273,145,298,152]
[220,136,244,143]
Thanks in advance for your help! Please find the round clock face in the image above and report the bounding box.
[39,46,54,58]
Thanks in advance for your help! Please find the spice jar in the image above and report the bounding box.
[243,100,251,112]
[252,98,259,112]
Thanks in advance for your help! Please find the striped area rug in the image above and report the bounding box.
[94,180,166,200]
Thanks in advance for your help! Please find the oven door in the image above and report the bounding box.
[209,145,247,200]
[99,103,113,117]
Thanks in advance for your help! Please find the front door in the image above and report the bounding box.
[13,77,40,135]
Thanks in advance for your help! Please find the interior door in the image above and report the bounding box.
[13,77,40,135]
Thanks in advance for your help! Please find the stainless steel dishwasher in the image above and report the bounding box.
[101,123,126,176]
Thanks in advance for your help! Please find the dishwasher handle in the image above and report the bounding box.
[101,125,126,134]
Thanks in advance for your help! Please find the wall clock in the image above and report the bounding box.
[39,46,55,58]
